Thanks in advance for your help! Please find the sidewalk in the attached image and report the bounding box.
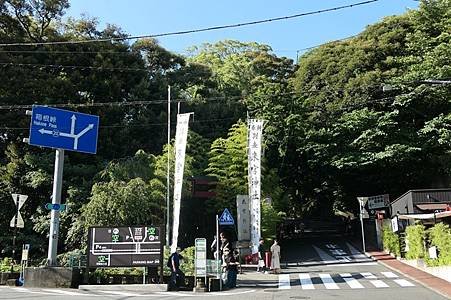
[368,251,451,299]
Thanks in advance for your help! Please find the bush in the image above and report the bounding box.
[0,257,20,272]
[163,246,195,276]
[426,223,451,266]
[382,224,400,256]
[405,224,426,260]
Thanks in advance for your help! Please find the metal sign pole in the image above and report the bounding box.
[47,148,64,266]
[216,215,222,291]
[359,200,366,254]
[166,86,171,247]
[11,195,18,272]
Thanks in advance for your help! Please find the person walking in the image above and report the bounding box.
[219,232,231,260]
[257,238,267,273]
[270,239,281,274]
[167,247,185,291]
[223,248,238,289]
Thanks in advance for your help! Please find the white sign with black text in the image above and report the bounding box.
[171,113,191,254]
[248,119,263,253]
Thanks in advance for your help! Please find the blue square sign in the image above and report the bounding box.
[29,105,99,154]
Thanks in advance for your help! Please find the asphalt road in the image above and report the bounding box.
[0,234,447,300]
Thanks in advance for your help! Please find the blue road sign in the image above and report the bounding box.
[45,203,66,211]
[29,105,99,154]
[219,208,234,226]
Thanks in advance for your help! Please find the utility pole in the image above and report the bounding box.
[166,86,171,247]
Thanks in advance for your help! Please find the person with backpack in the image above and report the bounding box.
[167,247,185,291]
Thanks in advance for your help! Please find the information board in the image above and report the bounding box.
[195,238,207,277]
[88,226,162,267]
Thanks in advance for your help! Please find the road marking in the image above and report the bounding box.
[98,290,141,296]
[299,273,315,290]
[346,242,368,259]
[340,273,364,289]
[278,274,291,289]
[381,271,398,278]
[319,273,340,289]
[370,280,389,288]
[393,279,415,287]
[361,272,377,279]
[312,245,340,264]
[11,288,61,295]
[42,289,85,295]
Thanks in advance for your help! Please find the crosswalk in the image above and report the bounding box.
[276,271,415,290]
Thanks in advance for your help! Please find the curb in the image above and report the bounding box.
[79,284,167,292]
[366,252,451,299]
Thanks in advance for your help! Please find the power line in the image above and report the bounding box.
[0,0,379,47]
[0,62,149,72]
[0,95,251,110]
[0,116,241,131]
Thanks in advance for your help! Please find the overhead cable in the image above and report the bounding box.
[0,0,379,47]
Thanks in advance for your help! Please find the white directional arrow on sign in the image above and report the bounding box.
[38,114,94,150]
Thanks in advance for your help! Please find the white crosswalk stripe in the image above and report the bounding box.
[278,274,291,289]
[299,273,315,290]
[394,279,415,287]
[381,271,398,278]
[370,280,389,288]
[277,272,415,290]
[319,273,340,289]
[340,273,364,289]
[361,272,377,279]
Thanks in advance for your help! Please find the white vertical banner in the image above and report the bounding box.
[247,119,264,253]
[236,195,250,241]
[170,113,191,254]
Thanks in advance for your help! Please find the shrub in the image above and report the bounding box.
[405,224,426,260]
[163,246,195,276]
[382,224,400,256]
[426,223,451,266]
[0,257,20,272]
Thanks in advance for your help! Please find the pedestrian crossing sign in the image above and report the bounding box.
[219,208,234,225]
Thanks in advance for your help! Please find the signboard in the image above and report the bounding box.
[391,216,399,233]
[219,208,234,226]
[367,194,390,210]
[236,195,250,240]
[87,226,162,267]
[10,194,27,228]
[171,113,191,253]
[21,244,30,261]
[195,238,207,277]
[29,105,99,154]
[248,119,264,253]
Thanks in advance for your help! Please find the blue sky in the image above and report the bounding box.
[65,0,419,61]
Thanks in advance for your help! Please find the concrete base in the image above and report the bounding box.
[0,272,19,285]
[24,267,79,288]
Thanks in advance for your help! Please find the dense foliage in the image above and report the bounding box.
[0,0,450,264]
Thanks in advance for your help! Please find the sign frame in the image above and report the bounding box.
[219,208,235,226]
[87,225,163,268]
[29,105,99,154]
